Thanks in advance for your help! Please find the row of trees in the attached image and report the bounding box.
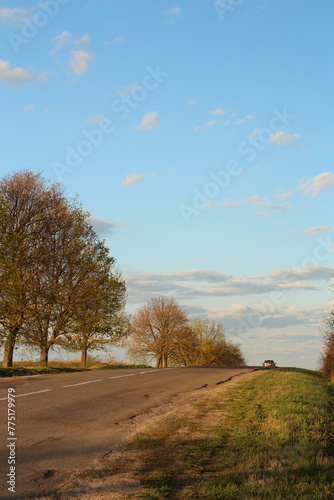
[126,296,245,367]
[0,170,128,367]
[0,170,246,369]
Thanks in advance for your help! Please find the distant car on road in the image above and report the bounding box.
[262,360,276,367]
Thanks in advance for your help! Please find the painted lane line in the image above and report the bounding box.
[0,389,53,401]
[62,379,102,388]
[108,374,135,380]
[140,368,177,374]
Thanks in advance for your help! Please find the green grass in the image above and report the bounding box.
[127,368,334,500]
[0,359,150,377]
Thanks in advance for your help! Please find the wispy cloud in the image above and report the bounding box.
[0,7,32,26]
[87,217,126,235]
[165,7,182,23]
[119,82,140,95]
[135,111,160,132]
[70,49,92,75]
[248,128,261,138]
[270,130,301,146]
[236,114,253,125]
[187,99,197,106]
[0,60,34,86]
[122,173,144,187]
[212,195,289,216]
[204,120,218,128]
[125,264,334,303]
[298,172,334,197]
[104,36,125,46]
[276,191,294,200]
[23,104,35,113]
[51,31,90,54]
[209,108,226,116]
[305,226,333,234]
[86,114,106,125]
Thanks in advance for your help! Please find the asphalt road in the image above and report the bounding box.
[0,366,260,498]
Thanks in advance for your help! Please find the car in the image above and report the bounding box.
[262,360,276,367]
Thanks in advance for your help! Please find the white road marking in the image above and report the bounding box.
[62,379,102,388]
[0,389,53,401]
[140,368,177,374]
[108,374,135,380]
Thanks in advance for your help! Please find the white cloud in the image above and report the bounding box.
[236,114,253,125]
[270,130,301,146]
[51,31,72,53]
[305,226,333,234]
[86,114,106,125]
[122,173,144,187]
[187,99,197,106]
[298,172,334,197]
[135,111,160,132]
[0,60,33,86]
[204,120,217,128]
[70,50,92,75]
[87,217,125,234]
[209,108,226,116]
[23,104,35,113]
[0,7,31,26]
[51,31,90,54]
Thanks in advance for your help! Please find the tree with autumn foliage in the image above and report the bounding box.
[171,318,246,366]
[0,170,128,367]
[126,296,189,367]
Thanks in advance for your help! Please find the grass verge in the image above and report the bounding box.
[0,359,150,377]
[125,368,334,500]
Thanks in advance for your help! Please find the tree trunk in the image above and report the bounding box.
[81,347,88,368]
[39,344,49,367]
[164,356,168,367]
[156,354,162,368]
[2,329,19,368]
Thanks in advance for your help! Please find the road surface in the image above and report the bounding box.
[0,366,260,498]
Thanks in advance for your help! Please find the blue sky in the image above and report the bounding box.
[1,0,334,369]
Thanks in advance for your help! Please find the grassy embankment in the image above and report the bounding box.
[81,368,334,500]
[0,358,149,377]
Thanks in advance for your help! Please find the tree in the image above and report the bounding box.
[58,254,129,368]
[321,309,334,381]
[170,318,246,366]
[0,170,71,366]
[0,170,128,367]
[126,296,189,367]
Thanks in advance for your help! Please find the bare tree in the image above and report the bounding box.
[126,296,189,367]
